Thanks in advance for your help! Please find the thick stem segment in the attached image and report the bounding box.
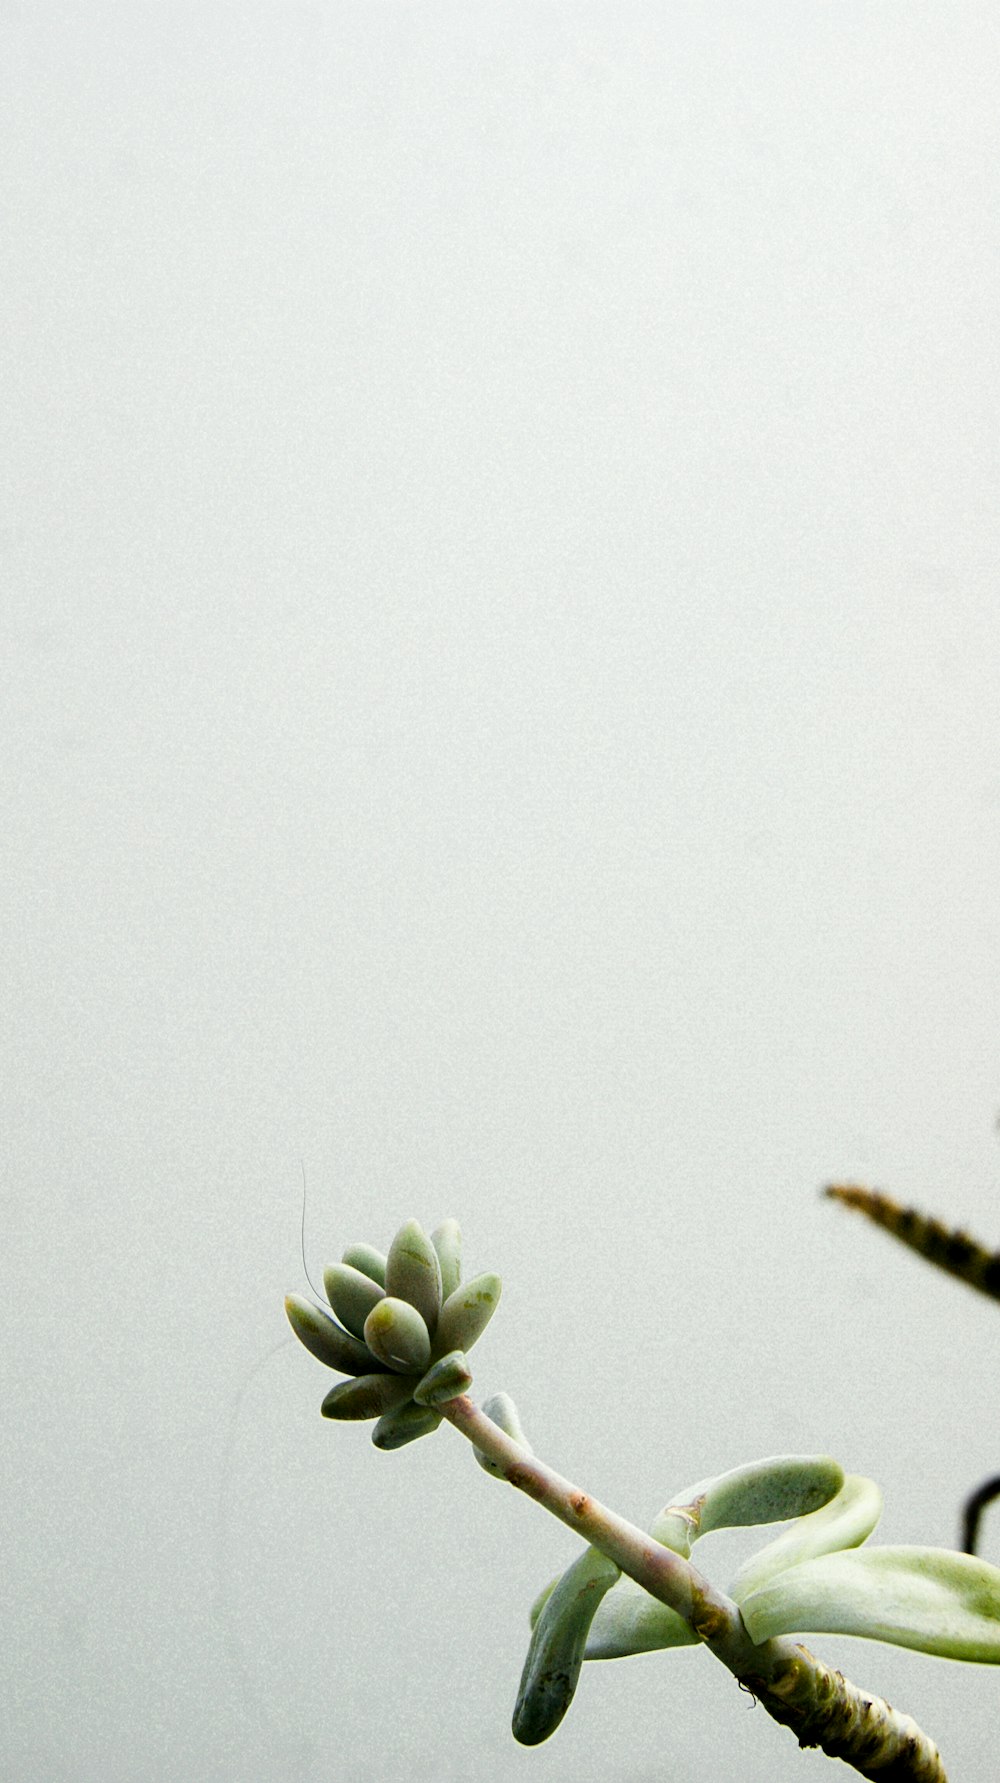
[439,1396,946,1783]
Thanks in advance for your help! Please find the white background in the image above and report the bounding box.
[3,6,1000,1780]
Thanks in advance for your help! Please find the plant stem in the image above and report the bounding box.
[439,1395,947,1783]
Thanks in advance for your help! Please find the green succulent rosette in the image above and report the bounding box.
[285,1218,500,1448]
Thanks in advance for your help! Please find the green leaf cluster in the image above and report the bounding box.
[285,1218,500,1448]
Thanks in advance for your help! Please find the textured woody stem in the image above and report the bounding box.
[439,1396,947,1783]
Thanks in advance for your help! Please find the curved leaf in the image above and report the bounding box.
[512,1546,621,1745]
[651,1455,845,1556]
[740,1545,1000,1661]
[729,1474,883,1605]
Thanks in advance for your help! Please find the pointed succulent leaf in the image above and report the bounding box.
[434,1272,501,1359]
[413,1349,473,1406]
[740,1546,1000,1661]
[385,1219,443,1334]
[512,1546,621,1746]
[431,1220,462,1300]
[651,1455,844,1557]
[341,1242,387,1288]
[729,1474,883,1605]
[321,1372,415,1420]
[474,1392,531,1478]
[584,1576,699,1659]
[372,1398,442,1450]
[323,1262,385,1338]
[284,1293,387,1375]
[363,1296,432,1373]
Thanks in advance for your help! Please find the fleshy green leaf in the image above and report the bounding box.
[584,1577,699,1659]
[474,1392,531,1478]
[341,1243,387,1288]
[321,1373,414,1420]
[528,1577,559,1629]
[434,1272,502,1359]
[372,1399,442,1450]
[650,1455,845,1557]
[430,1220,462,1300]
[385,1220,443,1335]
[413,1349,473,1406]
[284,1293,386,1375]
[740,1546,1000,1661]
[525,1571,691,1661]
[512,1547,621,1746]
[729,1474,883,1605]
[364,1296,432,1373]
[323,1262,385,1339]
[582,1456,847,1659]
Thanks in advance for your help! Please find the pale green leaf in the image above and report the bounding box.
[321,1372,414,1420]
[475,1392,531,1478]
[363,1296,432,1373]
[651,1454,844,1557]
[371,1398,442,1450]
[284,1293,385,1375]
[412,1349,473,1406]
[430,1220,462,1300]
[385,1220,443,1335]
[513,1546,621,1745]
[434,1272,502,1358]
[729,1474,883,1604]
[341,1243,387,1288]
[584,1575,699,1659]
[323,1262,385,1339]
[740,1545,1000,1661]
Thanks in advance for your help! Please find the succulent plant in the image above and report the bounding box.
[286,1212,1000,1782]
[285,1217,499,1449]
